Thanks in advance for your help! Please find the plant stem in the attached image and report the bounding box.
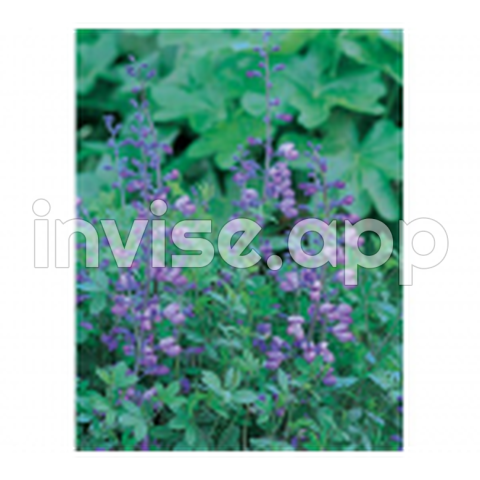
[263,42,272,202]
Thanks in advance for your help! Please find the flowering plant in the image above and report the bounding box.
[76,29,402,451]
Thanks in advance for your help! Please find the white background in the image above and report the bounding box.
[0,1,477,478]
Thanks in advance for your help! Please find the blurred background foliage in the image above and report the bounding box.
[77,29,402,222]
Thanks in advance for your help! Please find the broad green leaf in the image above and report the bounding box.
[217,424,240,450]
[340,32,403,84]
[89,293,107,315]
[201,370,224,395]
[322,70,386,115]
[119,413,148,442]
[224,368,242,391]
[286,48,386,127]
[98,362,138,389]
[323,114,402,220]
[241,91,266,117]
[233,389,257,404]
[186,113,265,169]
[77,32,118,95]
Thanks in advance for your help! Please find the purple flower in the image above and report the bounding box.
[319,341,335,363]
[159,336,182,357]
[276,113,293,123]
[301,341,317,363]
[126,179,144,193]
[341,195,354,206]
[165,169,180,181]
[174,195,196,216]
[277,142,299,161]
[247,136,263,146]
[161,143,173,155]
[101,334,117,352]
[256,323,272,338]
[123,344,135,356]
[280,271,300,292]
[331,323,355,343]
[111,296,131,317]
[265,350,285,370]
[146,365,170,376]
[287,315,306,340]
[180,377,191,394]
[322,368,337,386]
[163,302,186,325]
[142,387,157,402]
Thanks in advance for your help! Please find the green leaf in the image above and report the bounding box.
[360,118,402,181]
[277,369,289,392]
[340,32,403,83]
[186,113,265,169]
[323,114,402,220]
[322,69,386,115]
[168,410,190,430]
[201,370,224,395]
[96,368,111,385]
[241,92,266,117]
[77,32,118,95]
[98,362,138,389]
[89,293,107,315]
[233,390,257,404]
[224,368,242,391]
[152,84,224,128]
[185,424,198,447]
[217,424,240,450]
[284,44,386,128]
[119,413,148,442]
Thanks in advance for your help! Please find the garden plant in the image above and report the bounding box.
[76,29,403,451]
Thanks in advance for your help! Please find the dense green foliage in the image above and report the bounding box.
[76,29,402,451]
[77,29,402,222]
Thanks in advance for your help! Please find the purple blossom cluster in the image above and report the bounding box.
[81,58,203,388]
